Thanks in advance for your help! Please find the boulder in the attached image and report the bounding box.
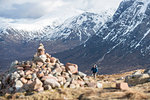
[125,74,150,85]
[44,78,60,89]
[116,83,129,90]
[66,63,78,74]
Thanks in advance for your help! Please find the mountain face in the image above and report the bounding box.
[55,0,150,74]
[0,12,110,71]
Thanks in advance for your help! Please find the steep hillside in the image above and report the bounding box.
[55,0,150,74]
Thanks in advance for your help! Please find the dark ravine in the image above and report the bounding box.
[54,0,150,74]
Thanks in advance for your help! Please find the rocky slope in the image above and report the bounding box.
[1,69,150,100]
[55,0,150,74]
[0,12,110,71]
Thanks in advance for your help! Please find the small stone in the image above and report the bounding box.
[44,85,52,90]
[0,81,2,90]
[11,72,20,80]
[78,71,87,78]
[27,80,33,85]
[18,70,25,77]
[20,77,27,84]
[77,80,85,87]
[87,82,97,88]
[25,70,33,75]
[96,82,103,88]
[64,82,70,88]
[132,70,142,75]
[36,62,44,67]
[16,67,24,70]
[26,74,32,79]
[69,84,76,88]
[44,78,60,89]
[32,78,43,91]
[60,66,66,72]
[32,73,37,80]
[37,87,44,92]
[66,63,78,74]
[50,57,57,64]
[14,80,23,92]
[116,83,129,90]
[37,71,44,78]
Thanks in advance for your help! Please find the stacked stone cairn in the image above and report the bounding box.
[0,43,101,94]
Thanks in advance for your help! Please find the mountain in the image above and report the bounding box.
[54,0,150,74]
[0,12,110,71]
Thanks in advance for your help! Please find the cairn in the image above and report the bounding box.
[0,43,102,94]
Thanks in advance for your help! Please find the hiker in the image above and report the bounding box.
[91,64,98,79]
[33,43,51,62]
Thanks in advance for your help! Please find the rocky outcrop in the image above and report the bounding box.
[125,70,150,86]
[0,43,102,94]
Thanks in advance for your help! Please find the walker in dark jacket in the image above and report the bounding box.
[91,64,98,78]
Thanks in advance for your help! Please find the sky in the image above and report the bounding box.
[0,0,122,29]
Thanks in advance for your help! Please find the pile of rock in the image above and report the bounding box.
[125,69,150,86]
[0,43,102,94]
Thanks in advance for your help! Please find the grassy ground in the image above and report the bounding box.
[1,69,150,100]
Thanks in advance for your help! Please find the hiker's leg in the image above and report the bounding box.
[93,73,96,79]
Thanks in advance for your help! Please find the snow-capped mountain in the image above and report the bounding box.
[0,12,111,71]
[55,0,150,74]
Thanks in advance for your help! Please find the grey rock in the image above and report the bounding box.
[132,70,142,75]
[32,73,37,80]
[78,71,87,78]
[14,80,23,91]
[11,72,20,80]
[144,69,150,75]
[9,87,14,93]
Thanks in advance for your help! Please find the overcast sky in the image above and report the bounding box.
[0,0,122,19]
